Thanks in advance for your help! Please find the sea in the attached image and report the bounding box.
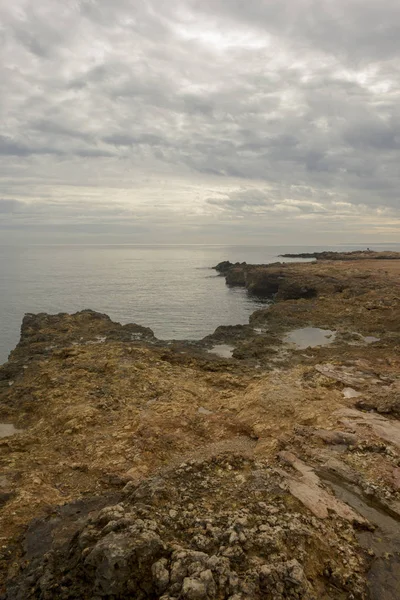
[1,243,399,365]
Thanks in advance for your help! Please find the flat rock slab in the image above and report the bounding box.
[318,457,361,485]
[296,425,358,446]
[315,364,382,388]
[335,408,400,449]
[278,451,367,525]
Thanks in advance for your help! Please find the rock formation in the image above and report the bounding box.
[279,250,400,260]
[1,254,400,598]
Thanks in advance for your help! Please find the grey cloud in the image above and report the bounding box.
[74,149,114,157]
[12,28,52,59]
[190,0,400,63]
[103,133,168,147]
[206,187,397,223]
[0,0,400,243]
[208,193,257,215]
[0,135,112,158]
[30,119,92,142]
[206,189,327,216]
[0,136,33,157]
[208,189,271,210]
[0,199,26,213]
[343,119,400,150]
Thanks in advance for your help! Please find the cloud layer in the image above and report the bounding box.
[1,0,399,243]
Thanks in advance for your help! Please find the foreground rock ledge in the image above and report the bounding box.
[3,455,368,599]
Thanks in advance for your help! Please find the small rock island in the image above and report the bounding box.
[1,252,400,599]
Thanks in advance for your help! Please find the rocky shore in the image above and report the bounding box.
[279,250,400,260]
[1,254,400,598]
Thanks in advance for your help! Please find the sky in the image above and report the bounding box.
[0,0,399,245]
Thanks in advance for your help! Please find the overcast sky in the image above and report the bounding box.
[0,0,399,245]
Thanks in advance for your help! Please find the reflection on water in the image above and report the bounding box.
[207,344,234,358]
[363,335,380,344]
[284,327,336,349]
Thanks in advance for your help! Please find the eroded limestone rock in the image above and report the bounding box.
[2,455,368,600]
[335,408,400,449]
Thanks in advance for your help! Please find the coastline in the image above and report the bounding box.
[1,254,400,598]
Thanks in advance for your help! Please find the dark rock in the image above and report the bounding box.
[0,491,13,507]
[355,388,400,416]
[212,261,247,275]
[213,259,383,306]
[225,267,247,287]
[202,324,254,347]
[275,281,317,300]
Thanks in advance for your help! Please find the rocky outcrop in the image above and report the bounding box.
[225,267,247,287]
[213,261,247,275]
[0,310,158,399]
[279,251,400,260]
[245,268,320,299]
[211,257,400,306]
[2,309,156,368]
[354,385,400,416]
[1,256,400,598]
[216,263,353,299]
[201,324,255,347]
[3,455,368,600]
[223,265,317,298]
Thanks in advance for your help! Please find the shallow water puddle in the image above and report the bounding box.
[363,335,381,344]
[207,344,234,358]
[0,423,22,439]
[284,327,336,349]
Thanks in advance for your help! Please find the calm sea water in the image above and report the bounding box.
[1,244,399,364]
